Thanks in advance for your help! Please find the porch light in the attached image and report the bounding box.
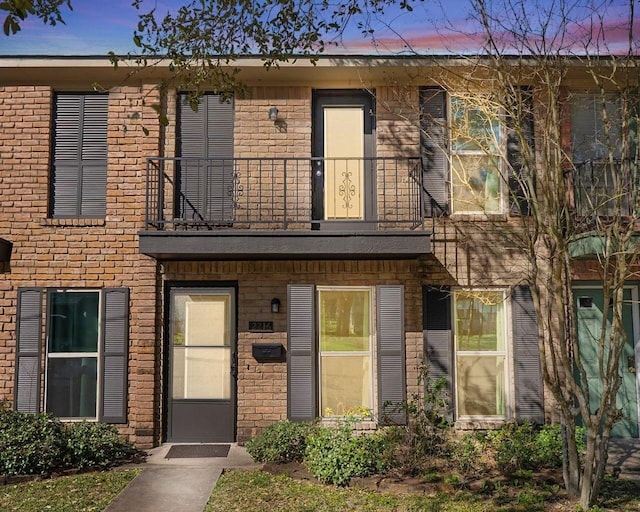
[271,298,281,313]
[268,106,279,121]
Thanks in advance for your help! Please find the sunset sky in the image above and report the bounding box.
[0,0,636,56]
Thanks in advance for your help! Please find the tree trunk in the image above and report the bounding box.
[562,420,582,499]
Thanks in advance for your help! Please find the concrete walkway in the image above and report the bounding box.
[103,444,259,512]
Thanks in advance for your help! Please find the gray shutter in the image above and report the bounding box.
[15,288,43,413]
[512,285,544,424]
[52,94,107,218]
[177,93,234,221]
[287,284,317,422]
[507,88,535,216]
[423,286,453,420]
[100,288,129,423]
[377,285,406,425]
[80,95,108,217]
[420,88,449,216]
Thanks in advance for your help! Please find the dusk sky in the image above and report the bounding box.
[0,0,636,56]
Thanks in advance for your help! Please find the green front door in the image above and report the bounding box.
[575,286,639,437]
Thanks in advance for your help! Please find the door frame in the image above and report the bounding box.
[163,281,238,442]
[312,89,376,230]
[573,283,640,437]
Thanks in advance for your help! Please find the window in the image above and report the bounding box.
[570,93,624,217]
[287,284,405,424]
[46,291,100,419]
[454,290,507,418]
[450,97,503,214]
[571,92,622,163]
[318,288,373,417]
[51,93,108,218]
[15,287,128,423]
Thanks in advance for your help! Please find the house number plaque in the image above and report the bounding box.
[249,321,274,333]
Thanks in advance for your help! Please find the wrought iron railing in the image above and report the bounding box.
[572,159,636,219]
[144,157,424,230]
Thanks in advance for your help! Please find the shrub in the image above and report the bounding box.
[0,405,66,476]
[382,365,450,475]
[490,421,538,475]
[534,423,586,468]
[246,420,317,463]
[65,421,136,470]
[304,422,389,486]
[451,433,483,474]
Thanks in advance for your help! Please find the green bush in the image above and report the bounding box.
[534,423,586,468]
[451,433,483,474]
[65,421,135,470]
[304,422,389,486]
[0,402,135,475]
[0,405,66,476]
[246,420,317,463]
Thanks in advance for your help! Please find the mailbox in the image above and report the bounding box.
[252,343,285,362]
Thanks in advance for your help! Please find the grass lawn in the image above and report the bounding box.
[0,469,140,512]
[206,469,640,512]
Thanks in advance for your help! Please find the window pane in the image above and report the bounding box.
[46,357,97,418]
[452,155,501,213]
[319,290,370,352]
[455,291,504,351]
[172,347,230,399]
[571,93,621,162]
[456,355,505,416]
[451,97,500,152]
[321,355,371,416]
[49,292,99,353]
[172,294,230,347]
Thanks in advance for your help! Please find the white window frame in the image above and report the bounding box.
[44,289,102,421]
[449,95,505,215]
[453,289,510,420]
[317,286,376,419]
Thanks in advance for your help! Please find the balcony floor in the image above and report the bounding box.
[138,230,431,260]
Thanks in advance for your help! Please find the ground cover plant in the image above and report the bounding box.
[0,469,140,512]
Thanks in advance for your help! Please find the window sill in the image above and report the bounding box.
[450,212,508,222]
[454,418,508,431]
[42,218,106,227]
[320,418,378,431]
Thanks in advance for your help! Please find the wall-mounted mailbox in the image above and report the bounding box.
[252,343,285,362]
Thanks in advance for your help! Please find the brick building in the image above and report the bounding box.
[0,56,637,447]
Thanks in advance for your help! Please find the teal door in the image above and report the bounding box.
[575,287,639,437]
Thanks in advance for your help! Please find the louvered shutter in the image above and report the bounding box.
[512,285,544,423]
[177,93,234,221]
[15,288,43,413]
[420,88,449,216]
[507,88,535,216]
[100,288,129,423]
[52,94,107,218]
[423,286,453,420]
[377,285,406,425]
[287,285,317,422]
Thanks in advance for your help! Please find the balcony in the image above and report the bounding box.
[139,157,431,260]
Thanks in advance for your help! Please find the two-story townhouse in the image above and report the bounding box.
[0,55,637,447]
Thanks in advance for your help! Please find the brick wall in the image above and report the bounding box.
[162,259,422,442]
[0,85,160,448]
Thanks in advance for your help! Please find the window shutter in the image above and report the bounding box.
[80,95,108,217]
[287,284,317,422]
[512,285,544,423]
[423,286,453,420]
[15,288,43,413]
[507,88,535,216]
[377,285,406,425]
[177,93,234,221]
[100,288,129,423]
[420,87,449,216]
[52,94,107,218]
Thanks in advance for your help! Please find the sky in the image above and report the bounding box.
[0,0,636,57]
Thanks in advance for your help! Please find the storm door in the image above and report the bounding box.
[168,287,236,442]
[312,91,375,229]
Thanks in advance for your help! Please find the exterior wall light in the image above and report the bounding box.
[268,107,279,121]
[271,298,281,313]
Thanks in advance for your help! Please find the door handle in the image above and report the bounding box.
[628,356,636,374]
